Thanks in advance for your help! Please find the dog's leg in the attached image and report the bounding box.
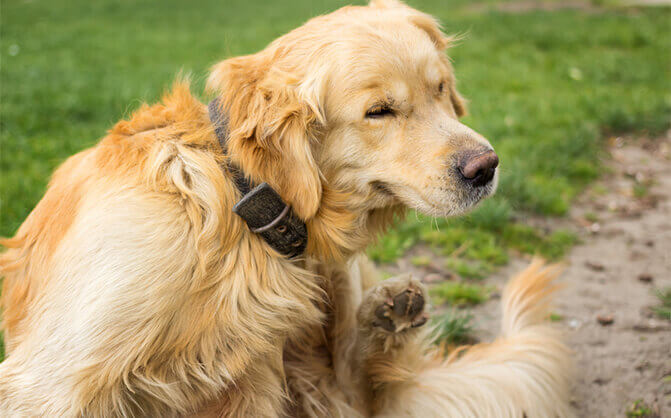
[282,261,371,418]
[284,338,366,418]
[354,273,432,401]
[283,256,424,418]
[357,261,573,418]
[191,356,287,418]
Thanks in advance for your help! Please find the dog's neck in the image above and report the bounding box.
[305,188,405,262]
[208,99,308,259]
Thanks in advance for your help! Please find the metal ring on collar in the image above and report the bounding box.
[250,204,290,233]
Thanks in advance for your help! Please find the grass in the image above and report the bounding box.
[445,258,492,280]
[548,312,563,322]
[1,0,669,240]
[626,399,657,418]
[652,288,671,321]
[430,281,490,306]
[633,183,651,199]
[1,1,670,362]
[410,256,433,267]
[583,212,599,223]
[431,310,476,347]
[370,198,579,277]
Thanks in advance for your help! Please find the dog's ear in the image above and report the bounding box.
[207,54,323,221]
[371,0,467,117]
[405,10,468,117]
[407,13,451,50]
[370,0,451,50]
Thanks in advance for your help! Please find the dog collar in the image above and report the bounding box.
[208,99,308,258]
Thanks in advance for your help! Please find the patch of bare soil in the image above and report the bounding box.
[480,133,671,416]
[394,133,671,416]
[557,134,671,417]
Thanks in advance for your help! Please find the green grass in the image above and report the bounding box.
[548,312,564,322]
[2,0,669,240]
[370,198,579,277]
[1,1,670,362]
[430,281,490,306]
[431,310,476,347]
[652,288,671,321]
[583,212,599,223]
[410,256,433,267]
[633,183,651,198]
[445,258,492,280]
[626,399,656,418]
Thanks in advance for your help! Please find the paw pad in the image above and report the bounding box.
[372,285,428,332]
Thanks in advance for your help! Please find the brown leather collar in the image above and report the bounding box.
[208,99,307,258]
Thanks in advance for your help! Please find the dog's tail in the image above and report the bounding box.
[376,259,573,418]
[500,258,564,337]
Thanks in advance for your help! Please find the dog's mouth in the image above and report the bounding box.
[421,176,497,217]
[459,171,498,208]
[371,180,396,197]
[369,170,498,218]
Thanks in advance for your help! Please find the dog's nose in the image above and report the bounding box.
[458,150,499,187]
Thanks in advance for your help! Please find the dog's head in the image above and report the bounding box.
[208,0,498,255]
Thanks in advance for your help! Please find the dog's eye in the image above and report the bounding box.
[438,81,446,94]
[365,105,394,119]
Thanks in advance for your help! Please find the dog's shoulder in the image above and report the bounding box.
[92,82,217,183]
[1,83,236,347]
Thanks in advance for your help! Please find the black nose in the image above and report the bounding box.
[458,150,499,187]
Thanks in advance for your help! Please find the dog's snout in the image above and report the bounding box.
[458,150,499,187]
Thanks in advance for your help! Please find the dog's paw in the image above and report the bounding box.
[359,274,429,334]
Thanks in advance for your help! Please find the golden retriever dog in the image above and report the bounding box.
[0,1,572,416]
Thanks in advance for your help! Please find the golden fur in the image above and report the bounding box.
[0,1,572,416]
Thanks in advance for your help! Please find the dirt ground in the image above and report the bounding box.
[483,134,671,417]
[389,133,671,417]
[478,134,671,417]
[551,134,671,417]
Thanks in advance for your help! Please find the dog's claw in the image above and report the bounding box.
[411,313,429,328]
[375,304,389,319]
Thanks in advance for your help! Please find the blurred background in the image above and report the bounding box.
[1,0,670,415]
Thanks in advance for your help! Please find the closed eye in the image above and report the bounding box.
[365,104,394,119]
